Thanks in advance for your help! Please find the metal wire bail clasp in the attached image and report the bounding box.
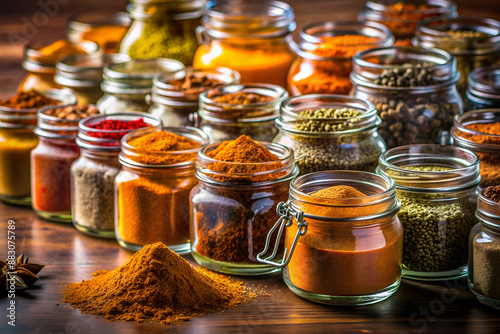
[256,201,307,268]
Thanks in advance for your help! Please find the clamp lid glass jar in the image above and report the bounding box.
[193,0,296,88]
[351,46,462,148]
[377,144,480,281]
[274,94,385,175]
[97,58,184,114]
[197,83,288,142]
[257,170,403,305]
[465,66,500,111]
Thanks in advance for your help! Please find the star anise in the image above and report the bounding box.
[1,254,45,292]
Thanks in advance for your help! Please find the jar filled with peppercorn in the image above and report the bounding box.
[149,67,240,127]
[197,84,288,143]
[274,94,386,175]
[351,46,462,148]
[377,144,480,281]
[465,66,500,111]
[70,112,161,238]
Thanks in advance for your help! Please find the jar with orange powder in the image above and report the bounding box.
[193,1,296,88]
[257,170,403,305]
[288,21,394,96]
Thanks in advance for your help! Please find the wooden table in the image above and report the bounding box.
[1,0,500,333]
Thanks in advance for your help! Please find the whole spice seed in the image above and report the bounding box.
[0,90,59,109]
[447,30,486,38]
[86,118,150,139]
[0,254,44,292]
[374,63,437,87]
[296,107,362,132]
[484,185,500,202]
[211,92,274,105]
[44,105,100,120]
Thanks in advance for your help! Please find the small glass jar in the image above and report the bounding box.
[71,112,161,238]
[18,38,99,92]
[465,66,500,111]
[288,21,394,96]
[414,16,500,96]
[119,0,203,64]
[115,127,209,253]
[377,144,480,280]
[0,89,77,206]
[190,141,299,275]
[149,67,240,127]
[451,109,500,189]
[197,84,288,142]
[359,0,457,46]
[351,46,463,148]
[469,189,500,310]
[257,170,403,305]
[67,11,131,53]
[193,0,296,88]
[274,95,385,175]
[55,53,131,105]
[97,58,184,114]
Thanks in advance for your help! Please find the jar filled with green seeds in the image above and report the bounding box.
[377,144,480,281]
[274,95,385,175]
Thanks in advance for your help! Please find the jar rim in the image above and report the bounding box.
[67,11,131,31]
[36,104,99,137]
[451,108,500,150]
[56,53,130,82]
[467,66,500,96]
[360,0,456,22]
[477,189,500,227]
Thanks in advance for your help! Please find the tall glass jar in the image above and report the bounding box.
[193,0,296,88]
[115,127,209,253]
[377,144,480,281]
[197,84,287,142]
[451,109,500,189]
[149,67,240,127]
[257,170,402,305]
[414,16,500,96]
[465,66,500,111]
[119,0,204,64]
[469,188,500,310]
[274,95,385,175]
[351,46,462,148]
[97,58,184,114]
[0,89,77,206]
[190,141,299,275]
[359,0,457,46]
[71,112,161,238]
[288,21,394,96]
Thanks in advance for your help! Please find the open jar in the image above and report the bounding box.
[149,67,240,127]
[351,46,462,148]
[288,21,394,96]
[97,58,184,114]
[274,94,385,175]
[377,144,480,280]
[193,0,296,88]
[465,66,500,111]
[190,141,299,275]
[115,127,209,253]
[257,170,402,305]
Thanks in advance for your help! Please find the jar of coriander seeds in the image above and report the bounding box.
[465,66,500,111]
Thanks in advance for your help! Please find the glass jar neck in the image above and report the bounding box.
[128,0,204,21]
[361,0,456,22]
[451,109,500,152]
[79,147,120,160]
[476,191,500,231]
[466,66,500,102]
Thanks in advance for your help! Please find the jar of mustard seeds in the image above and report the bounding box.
[465,66,500,111]
[115,127,209,253]
[257,170,402,305]
[377,144,480,281]
[193,0,296,88]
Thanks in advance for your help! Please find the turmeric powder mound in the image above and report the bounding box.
[63,242,247,324]
[311,185,367,199]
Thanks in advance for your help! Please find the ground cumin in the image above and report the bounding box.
[63,242,247,324]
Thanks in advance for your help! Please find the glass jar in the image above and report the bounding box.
[377,144,480,280]
[351,46,462,148]
[18,38,99,92]
[193,0,296,88]
[190,141,299,275]
[55,53,131,105]
[71,112,161,238]
[288,21,394,96]
[469,188,500,310]
[257,170,402,305]
[274,94,385,175]
[0,89,77,206]
[67,11,131,53]
[451,109,500,189]
[115,127,209,253]
[465,66,500,111]
[119,0,203,64]
[414,16,500,96]
[197,84,288,142]
[97,58,184,114]
[359,0,457,46]
[149,67,240,127]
